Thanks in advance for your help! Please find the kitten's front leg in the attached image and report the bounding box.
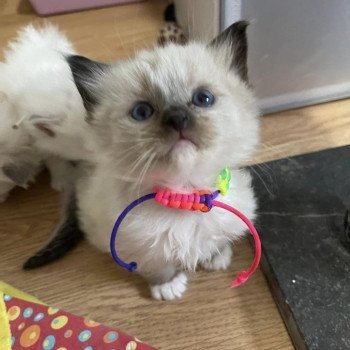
[45,157,74,192]
[0,181,14,203]
[0,191,9,203]
[140,264,187,301]
[201,244,233,271]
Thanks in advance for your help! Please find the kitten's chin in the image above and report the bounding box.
[169,139,197,165]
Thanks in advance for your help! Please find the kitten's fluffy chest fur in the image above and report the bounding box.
[77,163,256,270]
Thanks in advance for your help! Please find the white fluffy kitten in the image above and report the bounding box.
[67,22,260,300]
[0,24,92,199]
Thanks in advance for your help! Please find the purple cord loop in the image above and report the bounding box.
[110,193,156,272]
[110,190,221,272]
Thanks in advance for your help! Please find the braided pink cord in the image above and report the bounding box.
[213,200,261,288]
[154,188,214,212]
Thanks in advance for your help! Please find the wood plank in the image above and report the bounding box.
[253,99,350,164]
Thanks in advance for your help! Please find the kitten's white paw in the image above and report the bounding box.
[201,245,232,271]
[150,272,187,300]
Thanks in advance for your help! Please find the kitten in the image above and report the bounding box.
[0,24,94,195]
[65,21,260,300]
[157,3,188,47]
[0,25,91,266]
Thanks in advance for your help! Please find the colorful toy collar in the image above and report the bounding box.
[110,168,261,288]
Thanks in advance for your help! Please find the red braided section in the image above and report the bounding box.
[154,188,212,212]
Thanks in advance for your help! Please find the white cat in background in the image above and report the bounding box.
[0,24,92,201]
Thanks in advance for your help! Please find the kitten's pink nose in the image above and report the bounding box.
[162,106,191,131]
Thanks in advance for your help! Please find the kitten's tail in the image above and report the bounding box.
[23,191,83,270]
[157,3,187,47]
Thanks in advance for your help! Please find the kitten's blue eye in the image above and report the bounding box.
[192,89,215,107]
[131,102,154,121]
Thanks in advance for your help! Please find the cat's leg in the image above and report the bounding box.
[0,181,15,202]
[45,157,74,192]
[0,193,9,203]
[201,244,233,271]
[140,264,188,301]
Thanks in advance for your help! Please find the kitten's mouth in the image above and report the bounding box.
[179,131,196,145]
[167,132,198,156]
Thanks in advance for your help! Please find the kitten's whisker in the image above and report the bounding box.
[260,142,294,161]
[121,146,156,189]
[109,147,140,167]
[113,138,155,144]
[254,162,273,177]
[128,146,154,174]
[248,166,274,197]
[134,150,157,196]
[255,161,273,172]
[137,151,156,185]
[110,141,153,168]
[253,163,275,187]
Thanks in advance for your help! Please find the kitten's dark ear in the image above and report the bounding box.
[66,55,108,113]
[209,21,249,82]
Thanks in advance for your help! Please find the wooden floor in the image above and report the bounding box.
[1,1,349,349]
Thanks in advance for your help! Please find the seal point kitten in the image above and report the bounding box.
[66,21,260,300]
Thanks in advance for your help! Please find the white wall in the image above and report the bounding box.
[223,0,350,113]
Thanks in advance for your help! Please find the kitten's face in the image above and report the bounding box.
[69,22,259,187]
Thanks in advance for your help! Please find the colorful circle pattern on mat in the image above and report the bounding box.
[64,329,73,338]
[51,315,68,330]
[23,307,33,318]
[103,331,119,343]
[34,312,44,322]
[42,335,56,350]
[79,330,92,342]
[84,318,100,327]
[4,294,12,301]
[20,325,41,347]
[5,296,155,350]
[8,305,20,321]
[126,341,138,350]
[47,307,59,315]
